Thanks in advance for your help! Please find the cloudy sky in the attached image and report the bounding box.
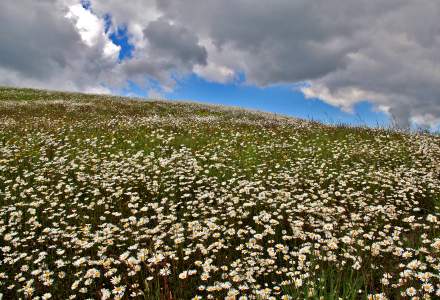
[1,0,440,129]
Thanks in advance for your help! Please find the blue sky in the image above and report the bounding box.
[165,75,390,127]
[105,18,134,60]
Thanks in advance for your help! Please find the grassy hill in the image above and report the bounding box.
[0,86,439,299]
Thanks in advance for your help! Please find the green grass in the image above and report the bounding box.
[0,87,439,299]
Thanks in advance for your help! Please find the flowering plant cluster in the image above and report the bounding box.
[0,88,439,299]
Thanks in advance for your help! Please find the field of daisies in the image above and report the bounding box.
[0,87,439,300]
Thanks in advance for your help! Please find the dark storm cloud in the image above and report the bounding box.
[115,19,207,90]
[0,0,80,79]
[144,19,207,68]
[155,0,396,84]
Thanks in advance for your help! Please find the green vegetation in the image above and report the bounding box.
[0,87,439,299]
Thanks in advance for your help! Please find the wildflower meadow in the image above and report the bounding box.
[0,87,439,299]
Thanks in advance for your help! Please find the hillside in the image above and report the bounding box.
[0,87,439,299]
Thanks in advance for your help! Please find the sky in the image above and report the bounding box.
[1,0,440,130]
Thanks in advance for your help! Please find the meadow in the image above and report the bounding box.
[0,87,439,300]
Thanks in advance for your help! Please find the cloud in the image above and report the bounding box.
[65,4,120,60]
[0,0,207,95]
[0,0,120,92]
[111,19,207,91]
[192,39,236,83]
[144,19,207,68]
[1,0,440,127]
[90,0,161,49]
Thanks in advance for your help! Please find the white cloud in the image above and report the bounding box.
[65,4,102,47]
[193,63,235,84]
[301,84,383,113]
[65,4,120,60]
[0,0,127,94]
[103,41,120,61]
[90,0,161,49]
[192,38,237,83]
